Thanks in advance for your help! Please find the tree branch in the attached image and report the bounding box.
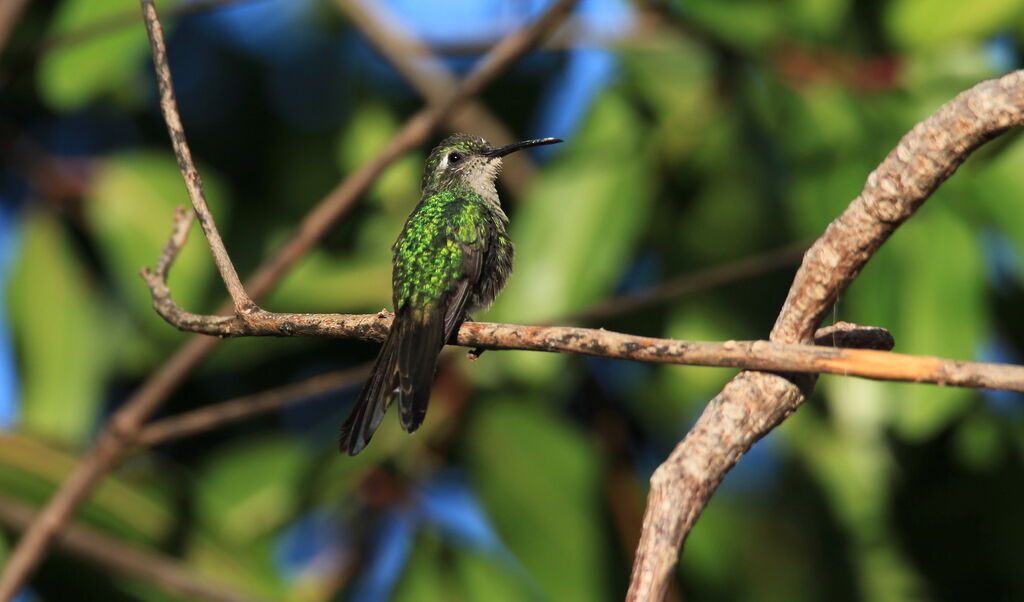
[626,70,1024,602]
[334,0,539,193]
[139,200,1020,393]
[134,366,370,447]
[132,245,817,449]
[0,495,271,602]
[558,243,807,324]
[0,0,29,54]
[0,1,579,599]
[141,0,254,315]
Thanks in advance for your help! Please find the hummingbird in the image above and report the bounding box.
[339,133,563,455]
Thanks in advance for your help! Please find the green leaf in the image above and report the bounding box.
[393,534,539,602]
[87,151,225,318]
[953,411,1004,471]
[0,433,173,543]
[786,412,932,602]
[842,205,983,439]
[480,92,652,383]
[266,253,390,313]
[489,93,652,324]
[7,212,110,446]
[0,532,8,566]
[782,84,877,238]
[644,301,737,438]
[674,0,786,50]
[38,0,151,110]
[465,398,610,602]
[886,0,1024,49]
[785,0,851,39]
[454,549,540,602]
[195,436,310,545]
[973,134,1024,284]
[787,158,874,239]
[890,207,984,439]
[84,151,226,371]
[185,532,288,601]
[621,33,717,163]
[336,103,422,217]
[0,437,279,600]
[392,535,455,602]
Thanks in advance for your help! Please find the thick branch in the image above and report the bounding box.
[626,70,1024,601]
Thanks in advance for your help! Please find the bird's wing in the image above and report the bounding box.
[396,201,489,432]
[441,241,484,338]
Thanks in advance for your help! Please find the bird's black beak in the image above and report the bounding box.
[484,137,562,158]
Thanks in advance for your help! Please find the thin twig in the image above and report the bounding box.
[0,0,29,54]
[141,0,254,316]
[335,0,538,192]
[0,495,271,602]
[135,365,370,447]
[0,2,578,598]
[559,243,807,324]
[626,70,1024,602]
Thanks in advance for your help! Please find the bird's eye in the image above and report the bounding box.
[448,151,462,164]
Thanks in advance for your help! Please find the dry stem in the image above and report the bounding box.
[626,70,1024,601]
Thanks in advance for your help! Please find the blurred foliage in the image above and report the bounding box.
[3,0,1024,601]
[38,0,151,110]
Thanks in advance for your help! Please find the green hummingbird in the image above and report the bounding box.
[339,133,563,455]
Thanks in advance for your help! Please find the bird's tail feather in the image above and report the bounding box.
[338,329,400,455]
[397,310,444,433]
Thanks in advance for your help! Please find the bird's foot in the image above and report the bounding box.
[461,315,485,359]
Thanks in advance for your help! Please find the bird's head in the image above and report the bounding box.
[422,133,562,196]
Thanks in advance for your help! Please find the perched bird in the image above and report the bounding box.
[339,133,562,455]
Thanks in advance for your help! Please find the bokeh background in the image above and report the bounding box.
[3,0,1024,600]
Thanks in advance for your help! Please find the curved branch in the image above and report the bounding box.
[626,70,1024,601]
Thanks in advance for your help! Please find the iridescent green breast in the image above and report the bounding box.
[392,188,507,317]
